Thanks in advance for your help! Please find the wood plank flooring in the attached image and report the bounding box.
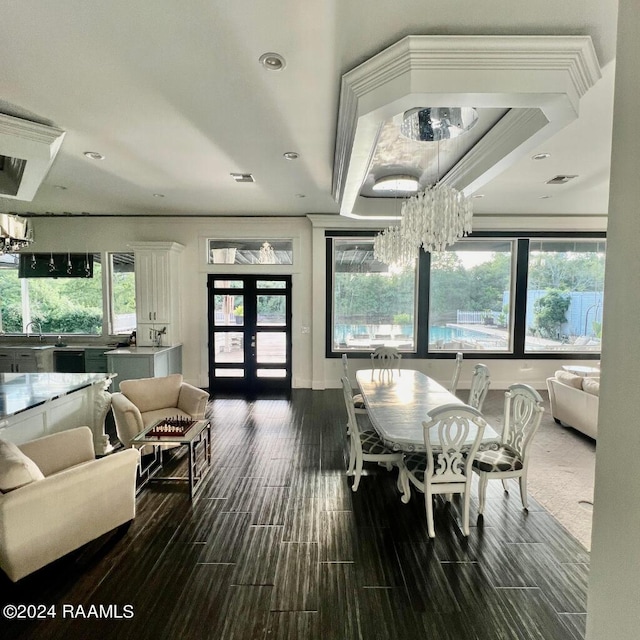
[0,389,589,640]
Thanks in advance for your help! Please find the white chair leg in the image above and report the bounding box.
[461,490,471,536]
[425,491,435,538]
[502,478,510,493]
[397,466,411,504]
[478,473,488,515]
[352,449,363,492]
[346,435,356,476]
[519,474,529,510]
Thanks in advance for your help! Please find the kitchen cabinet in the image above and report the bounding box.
[0,347,54,373]
[129,242,183,346]
[106,345,182,392]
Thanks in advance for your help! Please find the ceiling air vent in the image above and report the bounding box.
[0,113,66,201]
[230,173,255,183]
[546,175,578,185]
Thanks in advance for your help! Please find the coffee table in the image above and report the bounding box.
[131,418,212,499]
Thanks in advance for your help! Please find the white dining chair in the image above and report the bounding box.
[472,383,544,515]
[342,353,365,409]
[400,404,486,537]
[341,377,405,494]
[468,363,490,411]
[370,346,402,379]
[449,352,463,395]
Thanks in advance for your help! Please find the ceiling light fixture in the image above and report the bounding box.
[373,108,475,266]
[153,193,165,198]
[283,152,299,160]
[259,241,276,264]
[259,52,286,71]
[400,107,478,141]
[230,173,255,183]
[532,152,551,160]
[472,194,485,199]
[372,175,420,194]
[0,213,33,254]
[83,151,104,160]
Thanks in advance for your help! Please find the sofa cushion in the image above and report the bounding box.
[0,439,45,493]
[120,374,183,413]
[555,370,584,389]
[582,377,600,396]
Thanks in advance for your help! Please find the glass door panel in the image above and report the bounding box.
[208,275,291,394]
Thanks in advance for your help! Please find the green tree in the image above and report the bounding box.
[532,289,570,339]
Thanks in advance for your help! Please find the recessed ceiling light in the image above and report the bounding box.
[372,174,420,193]
[283,152,299,160]
[539,195,552,199]
[546,175,578,185]
[53,185,67,190]
[230,172,255,183]
[259,52,286,71]
[472,194,485,199]
[295,193,306,198]
[83,151,104,160]
[532,152,551,160]
[153,193,165,198]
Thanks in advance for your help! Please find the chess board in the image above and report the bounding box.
[147,417,197,437]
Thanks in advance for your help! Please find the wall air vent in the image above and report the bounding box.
[230,173,255,183]
[0,113,66,201]
[546,175,578,185]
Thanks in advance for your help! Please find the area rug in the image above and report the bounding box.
[481,389,596,551]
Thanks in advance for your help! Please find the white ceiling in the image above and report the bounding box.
[0,0,619,220]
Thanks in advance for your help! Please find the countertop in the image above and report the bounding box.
[0,372,116,420]
[105,345,179,356]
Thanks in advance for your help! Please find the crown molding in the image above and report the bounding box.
[333,35,602,219]
[0,113,66,202]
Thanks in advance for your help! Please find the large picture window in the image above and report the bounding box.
[331,239,417,352]
[429,240,513,352]
[525,240,605,353]
[0,252,136,336]
[327,233,605,359]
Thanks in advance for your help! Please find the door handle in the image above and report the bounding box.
[149,312,152,320]
[250,335,256,348]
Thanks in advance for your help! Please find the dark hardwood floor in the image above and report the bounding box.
[0,389,589,640]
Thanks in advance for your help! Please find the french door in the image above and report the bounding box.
[207,275,292,394]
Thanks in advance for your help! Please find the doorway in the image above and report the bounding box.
[207,275,292,394]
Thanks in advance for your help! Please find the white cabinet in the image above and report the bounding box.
[0,348,54,373]
[106,345,182,392]
[129,242,183,346]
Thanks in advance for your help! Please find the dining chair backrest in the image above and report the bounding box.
[423,404,486,488]
[342,353,350,380]
[468,363,491,411]
[449,352,463,395]
[341,376,361,435]
[370,346,402,376]
[502,383,544,459]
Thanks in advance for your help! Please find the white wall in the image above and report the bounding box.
[28,211,603,391]
[587,0,640,636]
[27,215,313,388]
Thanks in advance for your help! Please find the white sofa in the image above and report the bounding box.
[546,370,600,439]
[0,427,139,582]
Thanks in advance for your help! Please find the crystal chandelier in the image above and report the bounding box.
[259,241,276,264]
[373,107,476,266]
[0,213,33,254]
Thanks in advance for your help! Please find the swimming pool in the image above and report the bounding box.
[429,325,497,342]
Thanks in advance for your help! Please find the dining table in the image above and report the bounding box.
[355,368,501,453]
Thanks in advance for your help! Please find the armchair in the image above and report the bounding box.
[111,374,209,452]
[0,427,139,582]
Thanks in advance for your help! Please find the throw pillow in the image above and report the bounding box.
[0,439,45,493]
[555,370,584,389]
[582,377,600,396]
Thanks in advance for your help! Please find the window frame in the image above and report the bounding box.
[326,230,605,360]
[0,251,136,338]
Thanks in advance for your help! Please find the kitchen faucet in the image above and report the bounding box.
[25,321,43,341]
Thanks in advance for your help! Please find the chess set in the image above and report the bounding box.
[147,416,197,437]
